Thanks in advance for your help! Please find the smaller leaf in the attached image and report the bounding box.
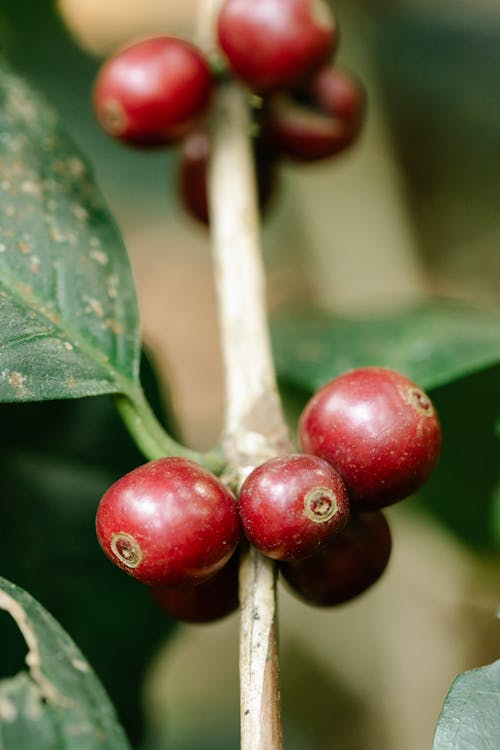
[432,660,500,750]
[0,577,131,750]
[274,303,500,551]
[272,302,500,394]
[415,367,500,551]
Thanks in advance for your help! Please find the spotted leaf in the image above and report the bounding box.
[0,576,131,749]
[0,60,139,402]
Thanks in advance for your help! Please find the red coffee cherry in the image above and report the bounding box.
[93,36,213,147]
[177,130,277,225]
[238,454,350,561]
[152,552,239,623]
[217,0,336,92]
[96,457,239,587]
[299,367,441,509]
[264,66,365,161]
[280,511,392,606]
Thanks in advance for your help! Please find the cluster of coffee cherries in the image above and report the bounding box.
[96,368,442,622]
[93,0,365,224]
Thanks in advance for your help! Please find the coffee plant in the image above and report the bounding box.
[0,1,498,748]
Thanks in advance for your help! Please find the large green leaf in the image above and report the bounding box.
[272,302,500,393]
[0,577,132,750]
[0,59,140,402]
[433,660,500,750]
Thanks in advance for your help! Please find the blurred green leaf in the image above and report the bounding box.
[272,302,500,393]
[492,483,500,546]
[0,59,140,402]
[273,303,500,551]
[433,659,500,750]
[0,577,131,750]
[415,367,499,551]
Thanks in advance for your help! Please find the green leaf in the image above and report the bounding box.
[0,59,140,402]
[273,303,500,551]
[416,367,500,551]
[272,302,500,394]
[0,577,132,750]
[433,660,500,750]
[492,482,500,546]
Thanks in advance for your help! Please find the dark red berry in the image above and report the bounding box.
[93,36,213,147]
[178,130,277,225]
[238,454,350,561]
[280,511,392,606]
[311,66,364,117]
[217,0,336,92]
[95,457,239,587]
[264,66,365,161]
[152,551,239,623]
[299,367,441,509]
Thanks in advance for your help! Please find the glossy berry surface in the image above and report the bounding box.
[238,454,350,561]
[299,367,441,509]
[93,36,213,147]
[217,0,336,92]
[280,511,392,606]
[96,457,239,587]
[178,130,277,225]
[152,551,239,623]
[264,66,365,161]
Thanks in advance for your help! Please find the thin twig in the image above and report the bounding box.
[197,2,291,746]
[209,82,291,750]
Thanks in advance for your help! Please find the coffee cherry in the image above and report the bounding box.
[96,457,239,587]
[264,66,365,161]
[238,454,350,561]
[178,130,277,225]
[280,511,392,606]
[217,0,336,92]
[299,367,441,509]
[93,36,213,147]
[152,551,239,623]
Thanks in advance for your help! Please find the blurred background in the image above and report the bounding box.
[0,1,498,748]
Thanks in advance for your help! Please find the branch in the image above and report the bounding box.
[196,2,292,746]
[208,81,291,750]
[208,83,291,475]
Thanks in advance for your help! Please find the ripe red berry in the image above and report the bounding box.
[178,130,277,225]
[299,367,441,510]
[264,66,365,161]
[217,0,336,92]
[152,551,239,623]
[95,457,239,587]
[238,454,350,561]
[93,36,213,147]
[280,511,392,606]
